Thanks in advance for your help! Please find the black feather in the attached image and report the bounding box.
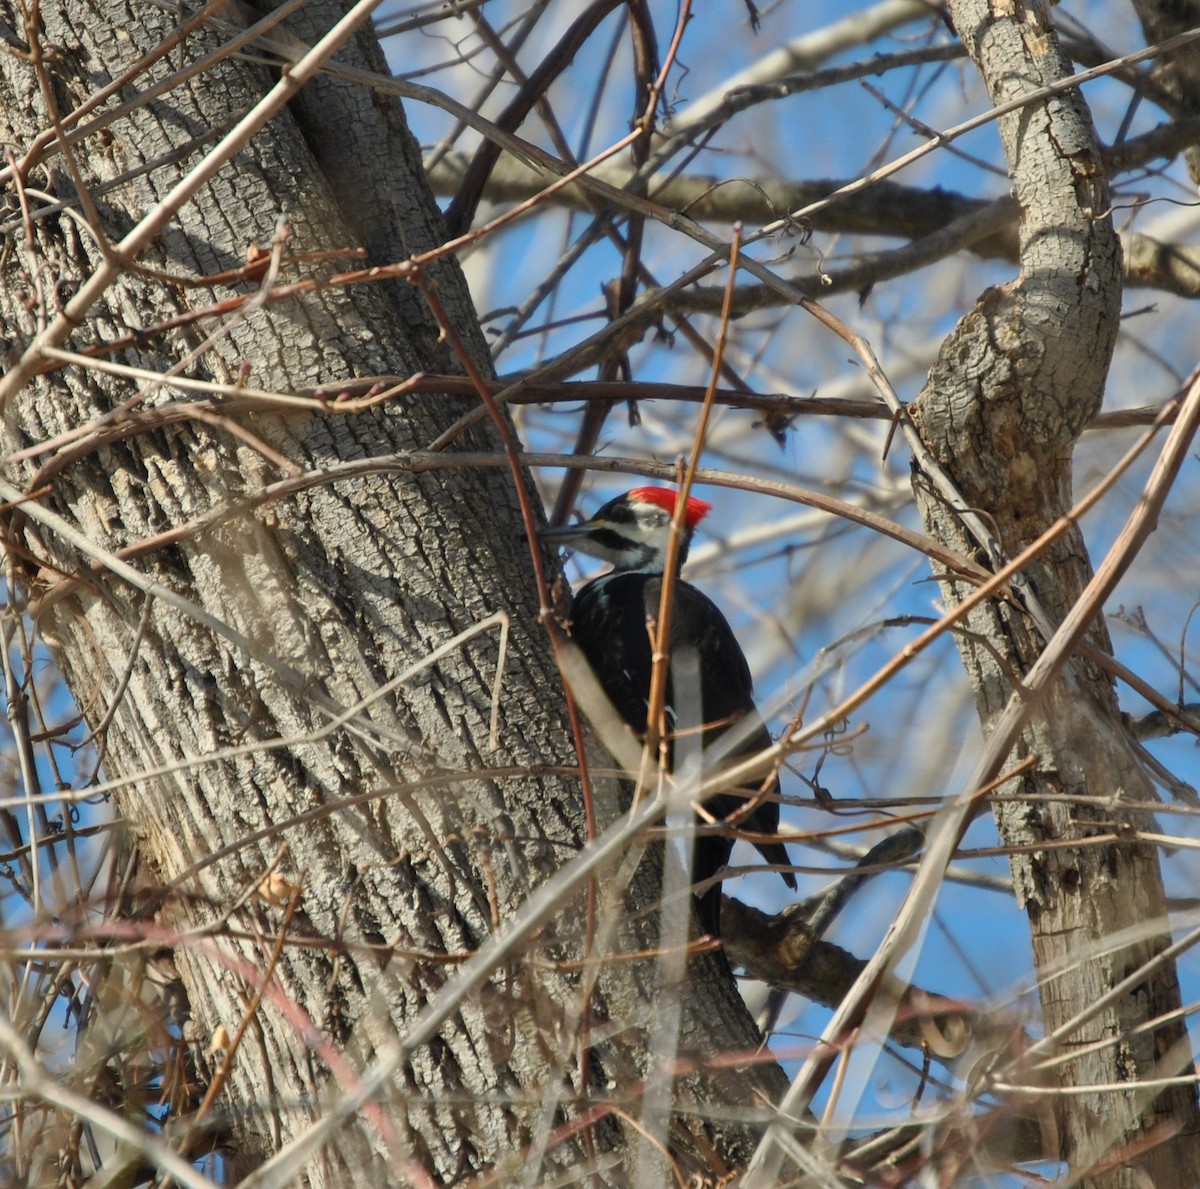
[569,571,795,934]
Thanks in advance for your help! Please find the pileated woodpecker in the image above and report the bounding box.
[542,486,795,934]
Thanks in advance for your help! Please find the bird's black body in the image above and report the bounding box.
[541,487,794,935]
[569,571,794,932]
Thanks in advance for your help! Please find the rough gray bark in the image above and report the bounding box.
[912,3,1200,1186]
[0,2,784,1182]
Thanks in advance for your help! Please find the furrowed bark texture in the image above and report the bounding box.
[912,4,1200,1186]
[0,2,785,1181]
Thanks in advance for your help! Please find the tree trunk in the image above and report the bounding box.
[0,2,784,1181]
[912,4,1200,1185]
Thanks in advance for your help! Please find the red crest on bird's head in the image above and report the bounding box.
[627,486,712,528]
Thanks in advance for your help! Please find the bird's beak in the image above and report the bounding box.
[537,522,590,547]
